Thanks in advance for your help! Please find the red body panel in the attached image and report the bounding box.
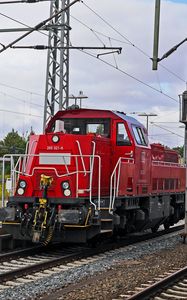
[14,109,185,200]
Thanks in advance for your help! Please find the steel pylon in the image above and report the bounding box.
[43,0,70,131]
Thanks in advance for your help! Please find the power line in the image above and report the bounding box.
[150,122,183,138]
[0,11,51,38]
[1,3,184,104]
[0,0,81,54]
[151,121,180,124]
[149,133,173,136]
[82,2,149,58]
[71,15,131,46]
[0,1,183,109]
[0,0,52,4]
[0,82,44,97]
[80,49,179,103]
[159,64,186,83]
[82,1,187,85]
[0,91,44,107]
[71,8,186,107]
[0,108,42,118]
[149,110,179,123]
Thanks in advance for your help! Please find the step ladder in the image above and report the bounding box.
[100,207,113,234]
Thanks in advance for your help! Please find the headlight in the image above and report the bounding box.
[17,188,24,195]
[19,180,26,188]
[62,181,69,190]
[64,189,71,197]
[52,135,60,143]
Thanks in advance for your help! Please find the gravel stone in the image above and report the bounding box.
[0,232,186,300]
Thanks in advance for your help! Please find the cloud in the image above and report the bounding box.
[0,0,186,147]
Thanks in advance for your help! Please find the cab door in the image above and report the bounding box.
[131,125,151,194]
[114,121,134,161]
[112,121,135,195]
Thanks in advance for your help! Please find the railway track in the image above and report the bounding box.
[0,245,92,283]
[125,266,187,300]
[0,244,42,261]
[0,223,183,261]
[0,224,184,294]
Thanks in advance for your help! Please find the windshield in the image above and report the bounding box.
[51,118,111,137]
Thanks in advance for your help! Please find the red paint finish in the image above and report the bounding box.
[13,109,185,200]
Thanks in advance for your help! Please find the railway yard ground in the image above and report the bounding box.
[40,234,187,300]
[0,227,185,300]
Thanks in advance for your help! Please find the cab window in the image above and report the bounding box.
[132,125,147,146]
[51,118,110,137]
[86,124,105,135]
[116,123,131,146]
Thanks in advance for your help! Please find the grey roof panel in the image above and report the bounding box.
[112,111,144,127]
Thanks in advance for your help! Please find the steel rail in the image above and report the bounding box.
[0,224,184,284]
[0,245,92,283]
[128,266,187,300]
[0,244,42,260]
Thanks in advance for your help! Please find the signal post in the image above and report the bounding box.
[179,90,187,243]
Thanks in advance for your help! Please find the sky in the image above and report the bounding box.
[0,0,187,148]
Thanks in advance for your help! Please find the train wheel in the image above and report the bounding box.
[151,225,159,233]
[163,221,170,230]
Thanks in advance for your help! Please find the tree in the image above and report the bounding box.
[172,146,184,158]
[0,129,27,157]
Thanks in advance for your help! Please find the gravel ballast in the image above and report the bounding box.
[0,232,186,300]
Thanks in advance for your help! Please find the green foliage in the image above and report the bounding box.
[96,124,104,135]
[172,146,184,158]
[0,181,9,207]
[0,129,27,177]
[0,129,27,157]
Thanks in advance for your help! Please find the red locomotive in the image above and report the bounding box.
[0,108,185,244]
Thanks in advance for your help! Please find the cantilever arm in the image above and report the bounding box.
[158,38,187,62]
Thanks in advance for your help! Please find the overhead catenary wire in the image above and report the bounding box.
[1,1,185,86]
[151,121,181,124]
[71,3,187,131]
[11,42,178,104]
[0,4,184,105]
[0,82,44,97]
[149,133,174,136]
[150,122,183,138]
[0,0,81,54]
[82,1,150,58]
[81,1,187,85]
[71,15,132,46]
[0,0,53,4]
[79,48,178,103]
[79,0,187,139]
[160,64,186,84]
[0,11,50,38]
[0,0,184,139]
[0,91,44,108]
[0,108,42,118]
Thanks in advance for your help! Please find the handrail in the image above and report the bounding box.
[109,157,134,214]
[89,141,97,210]
[23,140,37,173]
[2,153,101,211]
[76,140,87,176]
[2,157,5,207]
[152,160,185,167]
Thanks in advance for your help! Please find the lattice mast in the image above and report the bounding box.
[43,0,70,131]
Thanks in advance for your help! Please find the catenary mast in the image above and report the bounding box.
[43,0,70,131]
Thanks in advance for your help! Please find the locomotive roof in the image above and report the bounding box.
[113,111,143,127]
[46,108,145,131]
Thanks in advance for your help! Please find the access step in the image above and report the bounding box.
[0,233,14,252]
[100,229,113,234]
